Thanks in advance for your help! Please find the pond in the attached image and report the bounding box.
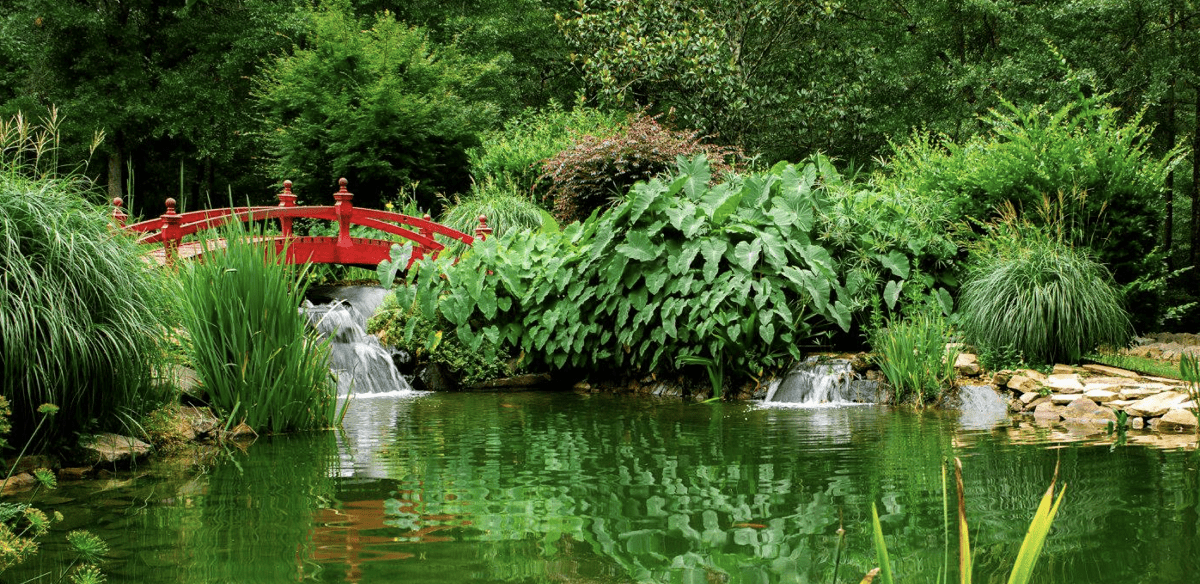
[9,391,1199,584]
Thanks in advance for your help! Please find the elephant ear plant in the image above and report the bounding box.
[377,155,871,396]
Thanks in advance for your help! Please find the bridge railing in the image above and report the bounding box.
[112,178,492,267]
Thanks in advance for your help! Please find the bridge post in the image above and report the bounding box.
[111,197,127,228]
[333,178,353,248]
[415,214,434,259]
[474,215,493,241]
[161,198,181,263]
[277,180,296,237]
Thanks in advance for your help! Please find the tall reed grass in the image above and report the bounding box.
[870,311,958,405]
[960,224,1132,365]
[0,113,171,445]
[176,221,338,433]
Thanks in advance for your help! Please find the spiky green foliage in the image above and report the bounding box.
[870,310,958,405]
[438,177,550,256]
[960,224,1132,365]
[176,222,338,433]
[0,174,173,444]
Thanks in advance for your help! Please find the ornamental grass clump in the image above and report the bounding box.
[177,221,337,433]
[0,113,172,445]
[959,224,1132,366]
[870,310,958,405]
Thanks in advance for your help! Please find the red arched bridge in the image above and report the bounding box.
[112,178,490,267]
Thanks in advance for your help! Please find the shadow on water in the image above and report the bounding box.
[8,392,1200,583]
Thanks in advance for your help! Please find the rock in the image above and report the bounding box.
[468,373,553,390]
[1120,386,1167,401]
[178,406,220,441]
[1157,408,1199,432]
[1,472,38,494]
[1125,392,1191,418]
[1009,398,1025,413]
[991,371,1012,387]
[80,433,151,465]
[58,467,92,480]
[414,362,458,392]
[1061,397,1118,425]
[1131,417,1145,430]
[1033,402,1064,421]
[1045,374,1085,393]
[1052,364,1075,375]
[573,381,592,392]
[1109,400,1137,410]
[1023,396,1051,411]
[1007,375,1041,392]
[4,454,58,475]
[1051,394,1080,405]
[1081,364,1140,378]
[1083,389,1118,403]
[1021,369,1049,383]
[225,422,257,441]
[954,353,981,376]
[1019,391,1040,404]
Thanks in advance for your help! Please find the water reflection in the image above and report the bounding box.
[7,392,1200,584]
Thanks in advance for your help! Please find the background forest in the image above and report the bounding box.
[4,0,1200,325]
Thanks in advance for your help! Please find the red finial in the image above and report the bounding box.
[474,214,493,241]
[283,179,293,193]
[165,198,177,214]
[338,177,348,192]
[111,197,127,228]
[423,214,432,221]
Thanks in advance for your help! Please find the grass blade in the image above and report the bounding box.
[870,502,895,584]
[1007,462,1067,584]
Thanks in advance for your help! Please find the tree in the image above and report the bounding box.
[256,3,503,211]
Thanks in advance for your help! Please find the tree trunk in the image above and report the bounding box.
[1190,91,1199,275]
[107,144,123,203]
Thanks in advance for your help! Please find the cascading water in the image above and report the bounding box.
[761,356,881,407]
[303,285,417,397]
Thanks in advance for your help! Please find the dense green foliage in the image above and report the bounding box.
[540,114,743,222]
[869,311,958,405]
[959,224,1133,365]
[0,172,173,444]
[368,296,509,387]
[467,104,626,195]
[437,179,549,257]
[257,2,503,211]
[384,156,948,391]
[882,97,1178,285]
[176,224,338,433]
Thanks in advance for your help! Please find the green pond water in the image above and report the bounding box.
[9,391,1200,584]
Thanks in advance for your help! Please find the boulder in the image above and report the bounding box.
[1052,364,1075,375]
[1051,394,1080,405]
[1023,396,1051,411]
[1120,386,1167,401]
[1131,417,1145,430]
[1125,392,1191,418]
[991,372,1012,387]
[1,472,38,494]
[1157,408,1198,432]
[1019,391,1040,404]
[954,353,981,376]
[1061,397,1118,426]
[80,433,151,465]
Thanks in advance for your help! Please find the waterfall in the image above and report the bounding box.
[303,285,417,397]
[762,357,880,407]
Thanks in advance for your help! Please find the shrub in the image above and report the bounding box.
[0,173,174,445]
[882,96,1178,286]
[387,155,911,389]
[959,221,1133,365]
[437,177,550,257]
[177,222,338,433]
[467,103,626,196]
[368,296,509,387]
[257,4,502,211]
[539,113,743,222]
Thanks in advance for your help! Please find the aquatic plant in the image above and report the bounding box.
[437,176,550,257]
[1179,354,1200,433]
[868,458,1066,584]
[959,220,1132,365]
[176,221,338,433]
[870,310,957,405]
[0,113,173,445]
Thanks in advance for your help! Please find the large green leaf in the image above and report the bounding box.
[879,250,911,279]
[670,240,703,275]
[729,240,762,272]
[700,183,743,224]
[884,280,903,311]
[616,230,662,262]
[700,238,728,283]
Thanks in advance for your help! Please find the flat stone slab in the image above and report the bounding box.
[81,433,151,465]
[1084,389,1118,403]
[1081,364,1140,378]
[1126,392,1191,418]
[1120,386,1166,400]
[1007,375,1040,392]
[1061,397,1118,425]
[1020,391,1040,404]
[1051,394,1080,405]
[1046,374,1084,392]
[1033,402,1064,421]
[1158,408,1199,430]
